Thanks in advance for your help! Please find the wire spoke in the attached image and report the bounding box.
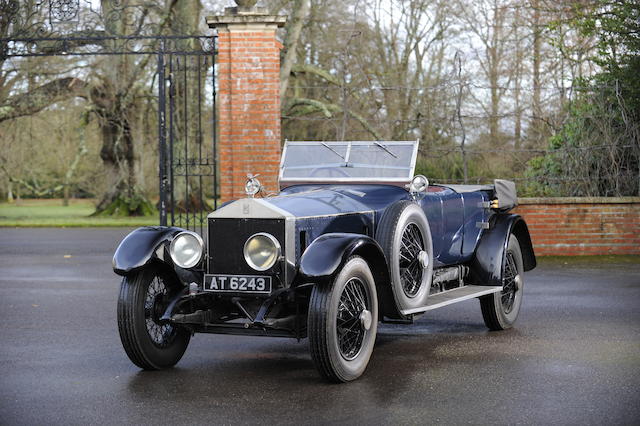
[501,252,518,314]
[336,278,369,360]
[399,223,425,297]
[143,273,177,348]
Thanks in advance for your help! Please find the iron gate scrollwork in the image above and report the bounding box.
[2,0,218,236]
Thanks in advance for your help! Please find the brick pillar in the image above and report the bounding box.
[207,8,286,202]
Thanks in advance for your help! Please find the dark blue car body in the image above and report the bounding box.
[272,184,488,268]
[113,141,536,381]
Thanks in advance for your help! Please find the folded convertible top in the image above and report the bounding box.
[437,179,518,212]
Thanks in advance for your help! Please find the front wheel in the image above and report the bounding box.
[308,256,378,382]
[480,234,525,330]
[117,268,190,369]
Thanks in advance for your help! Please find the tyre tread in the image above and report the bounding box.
[479,234,523,331]
[308,280,341,381]
[480,294,502,331]
[117,269,189,370]
[376,200,413,266]
[308,256,378,383]
[118,273,155,369]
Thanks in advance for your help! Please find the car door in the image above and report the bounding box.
[421,187,464,266]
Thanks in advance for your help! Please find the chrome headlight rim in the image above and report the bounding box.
[243,232,281,271]
[169,231,204,269]
[410,174,429,193]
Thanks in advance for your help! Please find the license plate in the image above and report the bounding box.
[203,274,272,294]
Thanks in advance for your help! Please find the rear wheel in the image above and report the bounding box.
[308,256,378,382]
[117,268,190,369]
[480,234,525,330]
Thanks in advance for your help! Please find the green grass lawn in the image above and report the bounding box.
[0,199,158,227]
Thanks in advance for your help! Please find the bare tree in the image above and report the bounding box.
[0,1,88,123]
[282,0,457,145]
[457,0,517,146]
[363,0,454,141]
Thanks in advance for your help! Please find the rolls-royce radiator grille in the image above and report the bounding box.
[207,217,286,279]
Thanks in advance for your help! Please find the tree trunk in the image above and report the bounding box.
[93,123,154,217]
[488,2,501,146]
[91,0,154,216]
[531,0,542,146]
[91,83,152,216]
[513,7,523,149]
[489,61,499,145]
[280,0,310,100]
[7,181,13,203]
[62,118,88,207]
[94,114,134,211]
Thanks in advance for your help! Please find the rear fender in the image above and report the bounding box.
[297,233,401,319]
[112,226,185,276]
[469,214,536,286]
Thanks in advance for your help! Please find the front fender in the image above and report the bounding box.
[297,233,401,319]
[469,214,536,286]
[112,226,184,276]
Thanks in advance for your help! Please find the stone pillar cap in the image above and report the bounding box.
[206,14,287,28]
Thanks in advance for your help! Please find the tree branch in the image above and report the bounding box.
[0,77,87,123]
[285,97,383,140]
[291,63,342,86]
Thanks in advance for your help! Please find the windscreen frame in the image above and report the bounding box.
[278,141,419,189]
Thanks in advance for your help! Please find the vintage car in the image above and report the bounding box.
[113,141,536,382]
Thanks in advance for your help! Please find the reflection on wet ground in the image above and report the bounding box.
[0,228,638,424]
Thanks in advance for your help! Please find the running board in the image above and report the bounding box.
[401,285,502,316]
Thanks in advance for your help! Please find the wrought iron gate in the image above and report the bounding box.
[157,42,218,235]
[1,1,217,235]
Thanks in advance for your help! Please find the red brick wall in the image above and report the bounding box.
[513,198,640,256]
[215,28,283,202]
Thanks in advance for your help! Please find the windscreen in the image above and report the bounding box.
[280,141,418,184]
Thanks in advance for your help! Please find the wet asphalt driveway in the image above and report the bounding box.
[0,228,639,425]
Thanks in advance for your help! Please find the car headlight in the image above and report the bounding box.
[409,174,429,193]
[169,231,204,269]
[244,233,280,271]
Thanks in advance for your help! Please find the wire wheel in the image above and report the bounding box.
[479,234,525,331]
[337,277,369,360]
[143,275,177,348]
[118,269,190,370]
[501,251,518,314]
[399,223,424,298]
[376,200,433,312]
[308,256,378,382]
